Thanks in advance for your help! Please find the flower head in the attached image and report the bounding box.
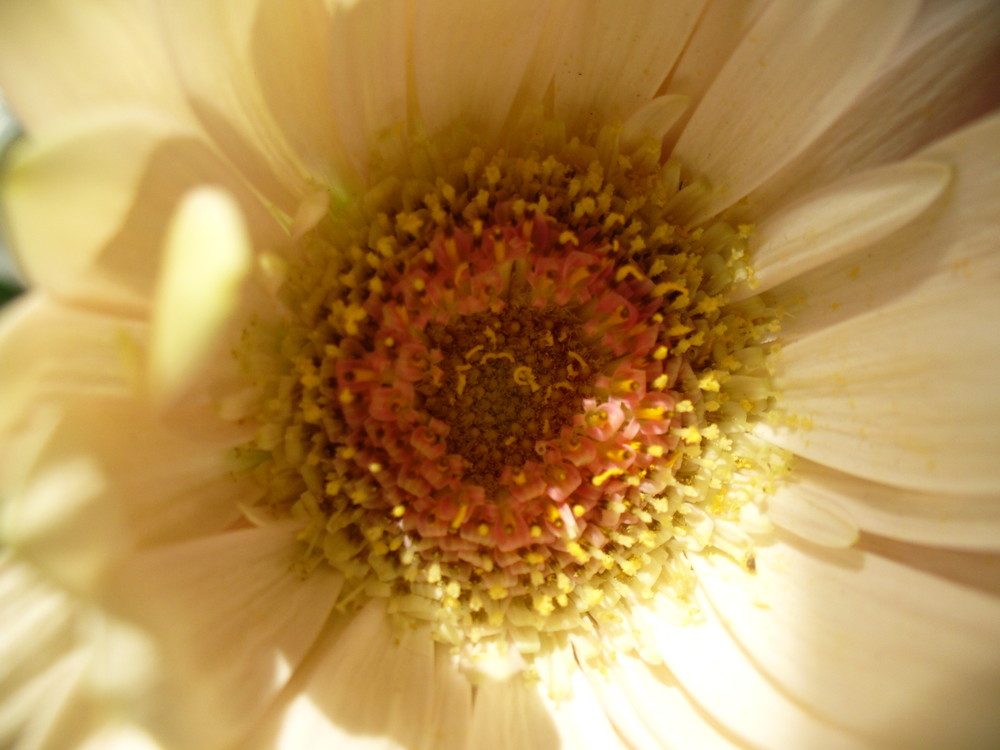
[1,1,1000,749]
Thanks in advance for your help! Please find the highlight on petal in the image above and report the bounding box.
[106,523,342,750]
[739,160,950,299]
[245,600,470,750]
[148,187,251,405]
[467,678,559,750]
[692,537,1000,748]
[675,0,919,221]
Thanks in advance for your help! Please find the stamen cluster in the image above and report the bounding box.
[240,123,785,654]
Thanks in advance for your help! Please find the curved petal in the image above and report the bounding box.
[738,160,949,300]
[0,0,190,133]
[640,579,871,750]
[155,0,321,211]
[243,600,470,750]
[745,0,1000,218]
[778,458,1000,551]
[582,652,744,750]
[674,0,919,221]
[0,111,282,314]
[106,524,342,750]
[149,187,251,405]
[761,113,1000,494]
[692,536,1000,748]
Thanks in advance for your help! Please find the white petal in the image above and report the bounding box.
[692,536,1000,747]
[620,95,690,153]
[0,0,190,132]
[766,478,859,549]
[106,524,341,749]
[581,652,742,750]
[641,572,871,750]
[552,0,704,128]
[762,113,1000,494]
[745,0,1000,217]
[533,659,631,750]
[149,187,251,405]
[738,160,949,299]
[156,0,319,210]
[467,678,560,750]
[413,1,555,144]
[245,600,469,750]
[781,458,1000,551]
[674,0,919,221]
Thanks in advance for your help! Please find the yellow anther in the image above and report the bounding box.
[572,504,585,518]
[614,264,644,282]
[477,523,490,536]
[392,505,406,518]
[652,345,668,361]
[530,525,542,539]
[368,462,383,473]
[637,406,665,420]
[464,345,484,361]
[676,400,694,413]
[338,388,354,405]
[558,230,579,246]
[592,468,625,486]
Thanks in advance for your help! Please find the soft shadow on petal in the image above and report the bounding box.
[0,0,191,133]
[0,111,283,316]
[549,0,704,129]
[244,600,471,750]
[745,0,1000,218]
[674,0,919,222]
[468,677,561,750]
[774,458,1000,552]
[638,576,871,750]
[105,524,342,750]
[413,0,556,145]
[693,534,1000,748]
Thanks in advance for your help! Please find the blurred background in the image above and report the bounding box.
[0,94,22,305]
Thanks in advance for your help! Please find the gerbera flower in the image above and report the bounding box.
[2,1,999,749]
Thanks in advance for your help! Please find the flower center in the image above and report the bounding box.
[239,122,787,662]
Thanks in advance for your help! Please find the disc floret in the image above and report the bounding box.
[240,122,786,656]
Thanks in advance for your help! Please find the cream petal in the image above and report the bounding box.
[106,524,342,749]
[245,600,469,750]
[766,480,859,549]
[148,187,251,405]
[641,577,870,750]
[737,160,949,300]
[413,1,555,144]
[324,0,411,178]
[156,0,320,210]
[744,0,1000,218]
[761,279,1000,494]
[467,678,560,750]
[620,95,690,154]
[248,0,355,191]
[529,661,631,750]
[1,112,281,313]
[581,652,743,750]
[674,0,919,221]
[770,111,1000,341]
[0,297,250,557]
[779,458,1000,551]
[761,112,1000,494]
[692,536,1000,747]
[550,0,704,129]
[0,0,190,132]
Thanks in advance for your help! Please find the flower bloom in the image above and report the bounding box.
[1,1,1000,749]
